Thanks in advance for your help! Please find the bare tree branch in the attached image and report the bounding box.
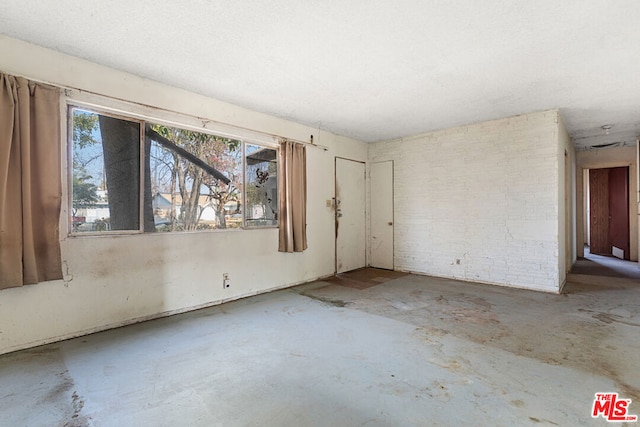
[145,125,231,185]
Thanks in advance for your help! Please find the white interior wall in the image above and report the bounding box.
[0,36,367,355]
[557,113,576,288]
[575,146,639,262]
[369,110,564,292]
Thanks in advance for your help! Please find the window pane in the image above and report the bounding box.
[71,109,140,232]
[147,123,242,231]
[245,144,278,227]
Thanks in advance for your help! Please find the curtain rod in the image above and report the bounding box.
[65,87,329,151]
[3,70,329,151]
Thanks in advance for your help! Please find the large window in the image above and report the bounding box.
[69,106,278,233]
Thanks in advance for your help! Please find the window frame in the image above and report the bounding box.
[65,93,279,236]
[242,143,279,229]
[67,104,146,236]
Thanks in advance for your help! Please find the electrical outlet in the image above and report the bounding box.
[223,273,230,289]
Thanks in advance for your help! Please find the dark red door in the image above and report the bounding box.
[589,167,630,259]
[589,169,609,255]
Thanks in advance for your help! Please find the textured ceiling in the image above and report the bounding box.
[1,1,639,147]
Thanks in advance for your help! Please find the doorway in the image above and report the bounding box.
[588,167,630,260]
[335,157,366,274]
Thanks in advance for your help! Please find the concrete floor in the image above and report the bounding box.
[572,245,640,280]
[1,266,639,426]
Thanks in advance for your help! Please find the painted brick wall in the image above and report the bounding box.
[369,110,562,292]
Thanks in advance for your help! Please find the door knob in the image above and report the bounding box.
[388,222,393,226]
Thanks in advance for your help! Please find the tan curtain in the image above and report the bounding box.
[278,139,307,252]
[0,74,62,289]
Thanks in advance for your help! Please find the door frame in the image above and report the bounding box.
[583,165,633,261]
[577,157,638,263]
[334,156,367,274]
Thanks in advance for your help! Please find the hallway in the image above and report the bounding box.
[571,245,640,280]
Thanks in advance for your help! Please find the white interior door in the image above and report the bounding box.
[335,157,366,274]
[370,161,394,269]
